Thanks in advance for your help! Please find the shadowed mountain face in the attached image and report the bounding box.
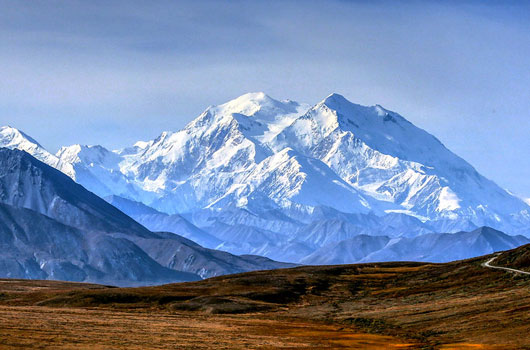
[0,148,292,285]
[358,226,529,263]
[0,148,148,235]
[0,202,193,284]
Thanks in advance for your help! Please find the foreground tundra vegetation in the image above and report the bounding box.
[0,245,529,349]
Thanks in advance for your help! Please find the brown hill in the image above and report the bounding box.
[0,245,529,349]
[494,243,530,272]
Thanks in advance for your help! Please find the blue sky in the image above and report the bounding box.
[0,0,529,197]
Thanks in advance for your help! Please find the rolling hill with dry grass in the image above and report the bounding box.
[0,244,529,349]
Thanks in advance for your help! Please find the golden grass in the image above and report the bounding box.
[0,306,413,349]
[439,344,506,350]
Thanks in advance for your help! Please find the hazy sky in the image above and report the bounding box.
[0,0,529,197]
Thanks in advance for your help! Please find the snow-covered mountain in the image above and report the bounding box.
[120,92,528,232]
[270,93,529,229]
[2,92,529,263]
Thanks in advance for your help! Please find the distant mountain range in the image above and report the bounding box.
[1,92,529,267]
[302,226,529,265]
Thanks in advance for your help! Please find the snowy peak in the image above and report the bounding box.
[127,93,529,225]
[0,126,76,179]
[272,93,414,153]
[294,93,476,176]
[0,125,43,148]
[211,92,299,118]
[320,93,353,110]
[57,144,121,169]
[320,93,405,125]
[193,92,299,128]
[187,92,308,144]
[133,140,153,150]
[268,93,530,226]
[0,125,52,162]
[317,95,435,160]
[123,92,310,202]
